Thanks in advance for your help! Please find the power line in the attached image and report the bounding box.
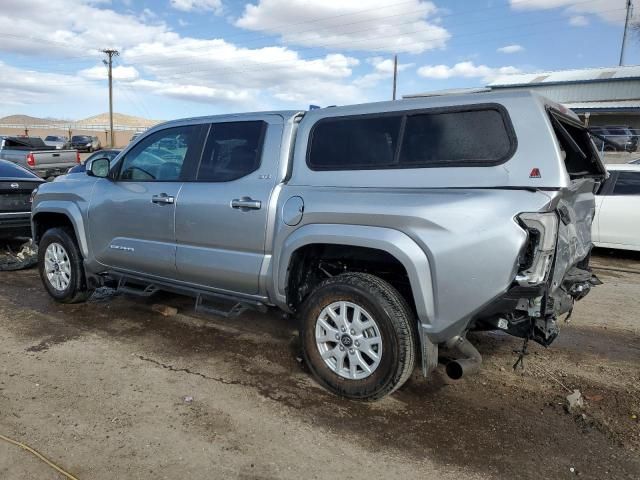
[124,0,615,61]
[7,6,627,90]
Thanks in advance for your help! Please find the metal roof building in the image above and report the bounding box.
[487,65,640,128]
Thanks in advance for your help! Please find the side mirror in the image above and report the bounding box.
[87,158,110,178]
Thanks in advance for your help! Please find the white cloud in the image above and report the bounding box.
[124,39,362,106]
[497,44,524,54]
[354,57,414,88]
[0,0,176,58]
[568,15,589,26]
[235,0,450,54]
[169,0,222,13]
[0,61,99,108]
[510,0,628,24]
[417,62,521,82]
[79,65,140,82]
[0,0,369,110]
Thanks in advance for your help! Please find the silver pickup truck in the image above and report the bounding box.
[0,137,79,178]
[31,91,606,400]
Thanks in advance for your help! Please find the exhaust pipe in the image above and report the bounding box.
[444,335,482,380]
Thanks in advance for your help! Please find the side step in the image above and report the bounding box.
[117,277,160,297]
[113,275,267,319]
[195,293,267,319]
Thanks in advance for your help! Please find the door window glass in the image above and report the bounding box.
[118,126,202,181]
[197,121,266,182]
[612,171,640,195]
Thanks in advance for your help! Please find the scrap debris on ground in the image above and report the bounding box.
[0,239,37,271]
[0,249,638,479]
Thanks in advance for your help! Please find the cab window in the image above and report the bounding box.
[118,125,206,181]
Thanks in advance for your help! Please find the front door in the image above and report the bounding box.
[175,118,283,295]
[598,170,640,249]
[88,124,207,279]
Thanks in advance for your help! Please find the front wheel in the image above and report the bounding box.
[299,272,417,400]
[38,227,93,303]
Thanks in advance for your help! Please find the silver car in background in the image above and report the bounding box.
[43,135,69,150]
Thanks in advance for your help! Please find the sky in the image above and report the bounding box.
[0,0,638,121]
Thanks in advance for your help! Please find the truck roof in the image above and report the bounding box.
[151,90,564,131]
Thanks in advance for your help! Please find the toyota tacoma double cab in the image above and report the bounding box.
[31,91,606,400]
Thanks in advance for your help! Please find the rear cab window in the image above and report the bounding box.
[307,104,516,170]
[548,109,605,180]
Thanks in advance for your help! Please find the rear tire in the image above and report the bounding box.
[299,272,416,400]
[38,227,93,303]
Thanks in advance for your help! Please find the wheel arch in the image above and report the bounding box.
[275,224,435,327]
[32,202,89,259]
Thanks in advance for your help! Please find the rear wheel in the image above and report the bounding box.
[38,227,93,303]
[299,272,416,400]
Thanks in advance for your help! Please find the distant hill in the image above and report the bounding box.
[79,112,161,128]
[0,113,161,128]
[0,114,67,125]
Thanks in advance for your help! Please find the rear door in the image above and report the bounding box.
[87,124,207,278]
[175,116,283,295]
[597,170,640,249]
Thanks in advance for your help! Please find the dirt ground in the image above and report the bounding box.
[0,250,638,480]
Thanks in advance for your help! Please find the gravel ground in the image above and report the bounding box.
[0,249,638,480]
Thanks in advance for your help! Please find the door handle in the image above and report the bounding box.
[231,197,261,210]
[151,193,175,205]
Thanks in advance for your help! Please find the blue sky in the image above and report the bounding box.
[0,0,637,120]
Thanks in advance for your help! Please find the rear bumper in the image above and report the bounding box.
[31,167,72,178]
[0,213,32,238]
[472,252,599,347]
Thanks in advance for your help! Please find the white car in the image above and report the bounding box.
[593,164,640,251]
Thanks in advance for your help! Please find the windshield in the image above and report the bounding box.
[72,136,90,142]
[45,136,61,141]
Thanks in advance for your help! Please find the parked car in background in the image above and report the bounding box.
[70,135,101,152]
[0,136,80,178]
[66,149,122,174]
[32,91,605,400]
[0,159,44,238]
[590,125,638,152]
[44,135,69,150]
[593,164,640,251]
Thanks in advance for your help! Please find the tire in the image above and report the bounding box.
[299,272,417,400]
[88,146,94,153]
[38,227,93,303]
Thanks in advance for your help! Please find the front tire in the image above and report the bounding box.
[38,227,93,303]
[299,272,416,400]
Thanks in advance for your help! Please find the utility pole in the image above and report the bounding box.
[392,54,398,100]
[619,0,633,66]
[101,49,119,147]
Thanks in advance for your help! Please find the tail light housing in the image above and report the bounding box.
[76,150,81,163]
[26,152,35,167]
[516,212,559,286]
